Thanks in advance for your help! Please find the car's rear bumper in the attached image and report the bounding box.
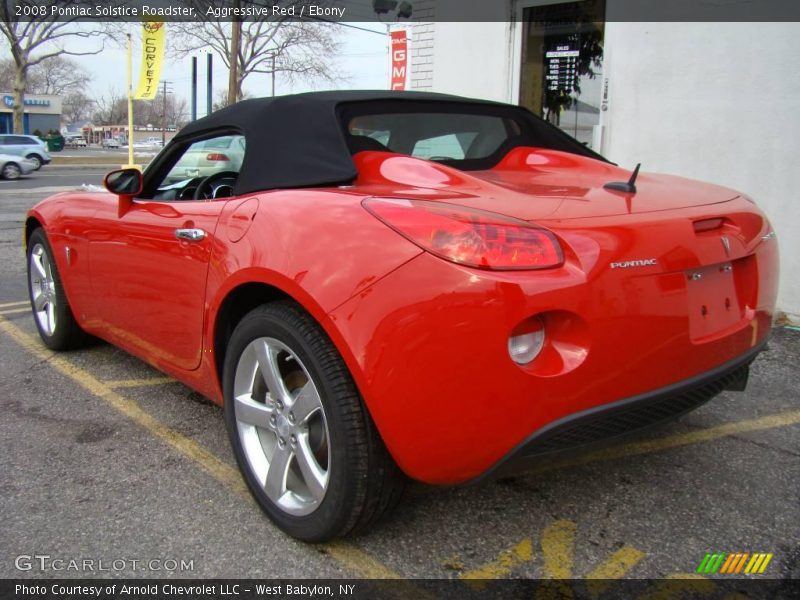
[470,337,766,483]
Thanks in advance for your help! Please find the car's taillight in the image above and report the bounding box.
[207,153,230,161]
[363,198,563,270]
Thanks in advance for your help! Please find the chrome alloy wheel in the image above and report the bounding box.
[29,243,57,336]
[2,163,21,180]
[26,155,42,170]
[233,337,330,516]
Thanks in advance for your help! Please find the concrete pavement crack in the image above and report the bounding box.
[728,432,800,459]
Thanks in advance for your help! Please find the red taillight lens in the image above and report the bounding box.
[206,153,230,161]
[363,198,563,270]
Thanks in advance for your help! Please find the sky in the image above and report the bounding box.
[3,21,392,119]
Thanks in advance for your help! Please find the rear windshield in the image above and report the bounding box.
[347,112,521,161]
[338,100,604,170]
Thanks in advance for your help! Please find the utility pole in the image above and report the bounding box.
[271,54,275,97]
[191,56,197,121]
[228,0,241,105]
[207,53,213,116]
[160,80,173,146]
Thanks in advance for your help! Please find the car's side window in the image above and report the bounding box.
[151,134,246,201]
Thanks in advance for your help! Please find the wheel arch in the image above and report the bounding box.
[208,275,375,431]
[24,216,44,250]
[211,281,293,391]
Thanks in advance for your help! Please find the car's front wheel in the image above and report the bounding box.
[26,154,42,170]
[27,228,87,349]
[223,301,405,541]
[2,162,21,180]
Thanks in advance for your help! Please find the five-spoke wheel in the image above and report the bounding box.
[223,301,405,541]
[29,242,57,336]
[26,229,86,349]
[233,337,331,516]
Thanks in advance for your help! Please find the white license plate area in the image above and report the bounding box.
[686,261,742,340]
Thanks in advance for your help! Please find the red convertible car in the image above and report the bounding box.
[25,91,779,541]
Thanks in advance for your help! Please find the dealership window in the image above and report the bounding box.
[518,0,606,148]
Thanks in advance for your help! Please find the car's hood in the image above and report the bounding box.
[352,148,740,220]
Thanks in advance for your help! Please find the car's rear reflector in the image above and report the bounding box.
[206,153,230,161]
[363,198,563,270]
[693,217,725,232]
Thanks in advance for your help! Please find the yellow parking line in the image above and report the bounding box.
[0,316,411,584]
[4,313,797,588]
[0,306,29,316]
[526,409,800,476]
[459,538,532,586]
[105,377,177,388]
[585,546,646,597]
[586,546,645,579]
[541,520,576,578]
[0,300,28,309]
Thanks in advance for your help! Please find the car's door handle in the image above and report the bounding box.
[175,228,206,242]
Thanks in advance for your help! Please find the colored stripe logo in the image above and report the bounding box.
[696,552,773,574]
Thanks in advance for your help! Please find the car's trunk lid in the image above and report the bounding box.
[352,148,740,221]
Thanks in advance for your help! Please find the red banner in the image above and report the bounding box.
[390,30,408,90]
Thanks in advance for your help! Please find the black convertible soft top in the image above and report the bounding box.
[171,90,607,196]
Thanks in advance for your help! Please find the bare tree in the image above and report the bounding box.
[35,55,92,96]
[93,88,126,125]
[0,55,91,96]
[171,7,341,101]
[0,57,44,92]
[62,90,94,124]
[212,88,251,112]
[135,93,190,128]
[0,1,116,132]
[92,88,191,129]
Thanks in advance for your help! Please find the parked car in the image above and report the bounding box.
[163,135,244,183]
[64,134,87,148]
[0,153,36,179]
[142,136,163,146]
[24,91,779,542]
[101,137,121,149]
[0,134,51,170]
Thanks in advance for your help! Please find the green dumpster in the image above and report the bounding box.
[45,135,64,152]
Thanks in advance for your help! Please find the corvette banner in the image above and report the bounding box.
[390,30,407,90]
[134,22,166,100]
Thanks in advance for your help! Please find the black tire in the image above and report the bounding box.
[25,154,42,170]
[223,301,405,542]
[26,228,87,350]
[2,162,21,180]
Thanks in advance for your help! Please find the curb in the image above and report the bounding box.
[47,164,150,170]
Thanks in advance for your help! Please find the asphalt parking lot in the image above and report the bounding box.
[0,174,798,589]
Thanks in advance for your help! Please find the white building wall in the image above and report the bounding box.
[409,16,800,318]
[428,22,513,102]
[600,22,800,317]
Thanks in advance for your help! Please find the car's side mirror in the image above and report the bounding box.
[104,168,143,196]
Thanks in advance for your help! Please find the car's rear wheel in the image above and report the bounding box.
[223,301,405,541]
[25,154,42,170]
[27,228,87,350]
[2,162,21,180]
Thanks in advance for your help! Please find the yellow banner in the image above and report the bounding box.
[133,22,166,100]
